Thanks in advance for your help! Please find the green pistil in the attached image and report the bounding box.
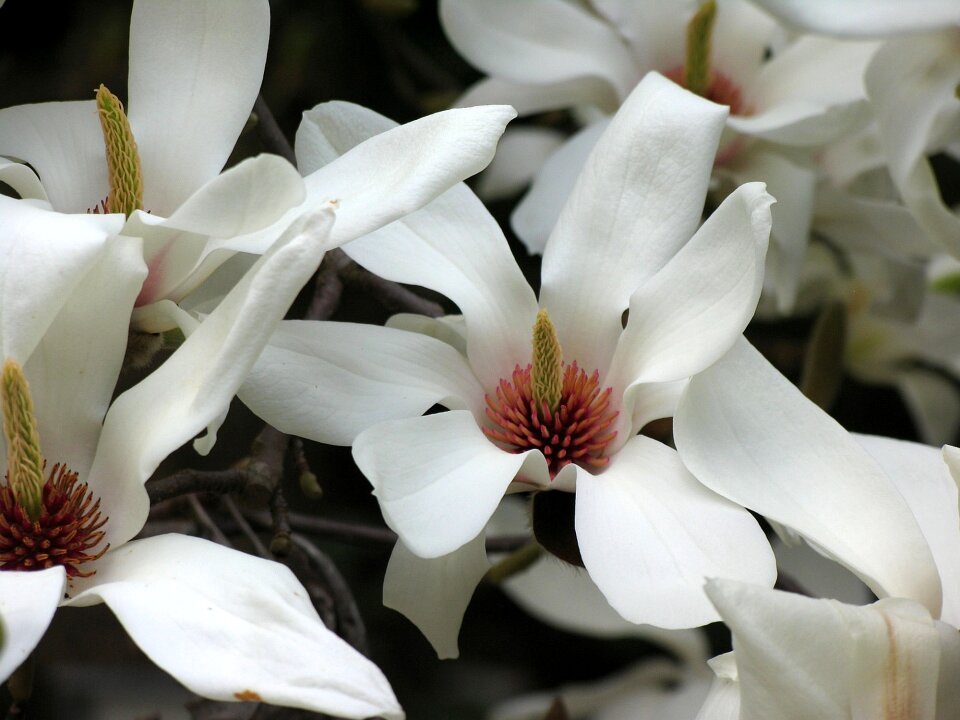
[531,309,563,415]
[1,360,44,521]
[96,84,143,218]
[684,0,717,98]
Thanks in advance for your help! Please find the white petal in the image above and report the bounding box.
[746,0,960,36]
[290,105,536,388]
[590,0,690,70]
[504,554,711,666]
[0,567,65,683]
[128,0,269,213]
[239,320,484,446]
[896,370,960,447]
[0,198,125,364]
[727,148,816,313]
[855,435,960,626]
[729,38,877,146]
[90,208,337,549]
[25,234,146,484]
[456,76,617,116]
[383,536,490,659]
[231,103,518,255]
[0,101,106,213]
[771,536,873,606]
[575,436,775,628]
[710,0,779,93]
[511,120,607,256]
[0,159,47,202]
[440,0,636,103]
[66,535,402,719]
[706,580,941,720]
[354,410,548,558]
[674,338,943,614]
[606,182,772,395]
[539,73,728,376]
[865,31,960,256]
[132,154,306,305]
[475,126,565,201]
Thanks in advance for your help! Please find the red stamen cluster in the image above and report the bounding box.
[484,362,619,476]
[0,464,108,577]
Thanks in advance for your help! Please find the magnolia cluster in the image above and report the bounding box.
[1,0,960,718]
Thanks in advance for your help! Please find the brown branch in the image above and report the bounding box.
[253,93,296,164]
[146,469,249,505]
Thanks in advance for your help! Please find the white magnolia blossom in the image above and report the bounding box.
[382,498,713,660]
[699,581,960,720]
[675,338,949,619]
[243,73,779,629]
[0,198,403,719]
[747,0,960,260]
[695,432,960,720]
[0,0,516,337]
[441,0,879,310]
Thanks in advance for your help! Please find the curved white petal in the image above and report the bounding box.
[539,73,728,376]
[575,436,775,628]
[231,103,518,256]
[240,320,484,446]
[475,126,566,201]
[383,536,490,659]
[132,154,306,305]
[503,554,711,666]
[855,435,960,626]
[896,370,960,447]
[674,338,943,614]
[728,148,816,313]
[606,182,772,395]
[128,0,269,214]
[66,535,402,719]
[746,0,960,36]
[0,198,125,364]
[456,75,618,116]
[730,38,877,146]
[511,120,607,256]
[590,0,691,70]
[0,100,106,213]
[0,159,47,202]
[354,410,548,558]
[0,567,65,683]
[90,209,337,549]
[711,0,779,94]
[26,234,146,485]
[440,0,636,103]
[866,30,960,257]
[707,580,944,720]
[771,536,873,606]
[386,313,468,355]
[344,186,538,389]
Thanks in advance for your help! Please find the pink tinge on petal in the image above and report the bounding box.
[135,242,173,306]
[664,65,753,165]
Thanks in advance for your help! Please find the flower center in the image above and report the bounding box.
[0,463,108,577]
[483,361,619,477]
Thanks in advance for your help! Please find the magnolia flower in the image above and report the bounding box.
[675,339,953,621]
[694,427,960,720]
[0,0,516,337]
[747,0,960,260]
[0,197,403,719]
[441,0,879,309]
[698,580,960,720]
[242,73,778,629]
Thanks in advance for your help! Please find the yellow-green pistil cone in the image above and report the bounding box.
[96,84,143,218]
[1,359,44,521]
[531,309,563,415]
[683,0,717,98]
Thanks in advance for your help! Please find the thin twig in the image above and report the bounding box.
[304,254,344,321]
[146,469,249,505]
[291,533,369,655]
[224,496,271,559]
[188,495,232,547]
